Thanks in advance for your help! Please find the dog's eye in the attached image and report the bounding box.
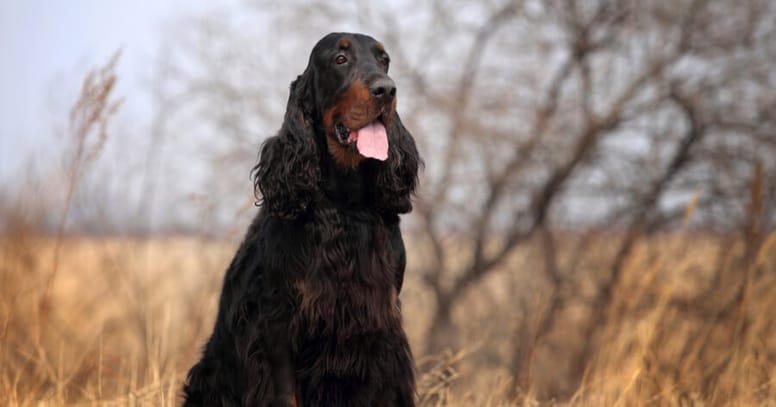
[380,53,390,66]
[335,54,348,65]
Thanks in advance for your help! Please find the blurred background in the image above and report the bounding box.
[2,0,775,405]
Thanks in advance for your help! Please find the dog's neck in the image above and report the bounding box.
[318,147,381,211]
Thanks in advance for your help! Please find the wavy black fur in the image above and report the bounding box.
[183,32,420,406]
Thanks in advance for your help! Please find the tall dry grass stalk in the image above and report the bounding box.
[42,51,123,315]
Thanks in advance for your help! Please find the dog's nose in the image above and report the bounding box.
[369,77,396,102]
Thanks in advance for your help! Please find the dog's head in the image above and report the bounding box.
[253,33,420,218]
[312,33,397,167]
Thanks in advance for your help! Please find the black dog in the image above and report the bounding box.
[183,32,420,407]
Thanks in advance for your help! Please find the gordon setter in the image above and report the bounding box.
[183,33,420,406]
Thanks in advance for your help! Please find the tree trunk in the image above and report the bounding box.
[424,295,457,356]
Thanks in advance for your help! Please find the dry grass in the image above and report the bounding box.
[0,231,227,406]
[1,228,774,406]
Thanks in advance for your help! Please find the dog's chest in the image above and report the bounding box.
[293,210,401,336]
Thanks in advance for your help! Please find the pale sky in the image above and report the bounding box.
[0,0,222,178]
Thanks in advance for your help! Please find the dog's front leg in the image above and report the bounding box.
[238,277,297,407]
[264,319,296,407]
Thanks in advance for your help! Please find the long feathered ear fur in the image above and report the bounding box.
[375,113,422,214]
[252,71,320,219]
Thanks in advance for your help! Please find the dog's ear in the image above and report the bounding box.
[252,70,320,219]
[375,113,422,214]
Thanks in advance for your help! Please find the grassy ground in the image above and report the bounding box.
[1,228,775,406]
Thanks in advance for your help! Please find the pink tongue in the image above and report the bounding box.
[355,122,389,161]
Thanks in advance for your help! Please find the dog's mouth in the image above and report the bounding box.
[334,115,389,161]
[334,122,351,143]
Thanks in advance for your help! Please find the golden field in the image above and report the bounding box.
[1,228,775,406]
